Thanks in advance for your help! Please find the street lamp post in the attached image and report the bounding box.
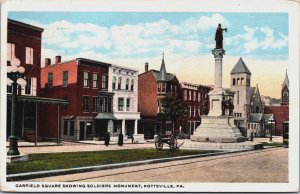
[268,118,274,143]
[7,58,27,156]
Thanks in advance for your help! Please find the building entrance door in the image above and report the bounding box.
[79,122,85,140]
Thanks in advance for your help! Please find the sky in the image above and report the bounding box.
[8,12,289,98]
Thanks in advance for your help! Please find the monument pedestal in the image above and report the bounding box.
[191,115,245,143]
[191,47,245,143]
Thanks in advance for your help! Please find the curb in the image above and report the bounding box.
[6,147,275,181]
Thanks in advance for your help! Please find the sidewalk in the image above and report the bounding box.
[6,140,155,155]
[6,136,283,155]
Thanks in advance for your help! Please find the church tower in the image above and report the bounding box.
[281,70,289,105]
[230,57,252,119]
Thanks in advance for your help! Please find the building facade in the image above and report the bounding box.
[40,57,111,140]
[138,56,180,139]
[263,71,289,136]
[178,82,210,136]
[108,64,142,141]
[229,57,267,138]
[6,19,67,143]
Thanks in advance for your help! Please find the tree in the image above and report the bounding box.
[157,92,188,134]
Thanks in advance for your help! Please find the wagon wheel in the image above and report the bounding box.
[155,136,163,150]
[169,135,178,150]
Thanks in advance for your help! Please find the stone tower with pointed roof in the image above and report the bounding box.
[230,57,252,120]
[281,70,289,105]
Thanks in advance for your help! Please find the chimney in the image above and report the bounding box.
[45,58,51,66]
[55,55,61,64]
[145,62,149,72]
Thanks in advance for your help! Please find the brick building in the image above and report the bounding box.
[138,56,180,138]
[40,57,111,140]
[263,71,289,136]
[178,82,210,135]
[6,19,67,143]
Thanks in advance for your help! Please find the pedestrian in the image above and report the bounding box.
[104,130,110,146]
[118,131,124,146]
[131,135,134,144]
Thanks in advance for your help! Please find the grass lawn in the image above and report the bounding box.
[261,142,286,147]
[7,149,220,174]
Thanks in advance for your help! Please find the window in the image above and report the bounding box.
[126,98,130,111]
[157,83,161,93]
[118,77,122,89]
[193,106,196,117]
[241,78,244,85]
[162,83,166,93]
[25,77,32,95]
[83,72,89,87]
[7,43,15,61]
[193,91,196,101]
[63,71,68,87]
[99,97,112,112]
[26,47,34,65]
[184,90,187,100]
[107,98,112,112]
[93,73,98,88]
[112,77,116,89]
[198,108,201,116]
[63,120,68,135]
[7,85,12,94]
[188,106,191,117]
[283,92,289,101]
[126,78,129,90]
[118,98,124,111]
[232,78,236,86]
[237,78,240,86]
[93,97,99,112]
[70,121,74,136]
[174,85,177,92]
[170,85,173,92]
[83,96,89,112]
[198,92,201,102]
[48,73,53,88]
[131,79,134,91]
[102,75,107,89]
[188,91,192,101]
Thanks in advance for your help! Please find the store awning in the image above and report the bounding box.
[7,94,68,105]
[94,113,116,120]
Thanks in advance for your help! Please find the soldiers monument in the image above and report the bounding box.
[191,24,245,143]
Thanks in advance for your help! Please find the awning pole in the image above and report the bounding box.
[35,103,38,146]
[57,105,60,145]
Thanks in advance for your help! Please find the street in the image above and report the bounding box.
[27,147,288,183]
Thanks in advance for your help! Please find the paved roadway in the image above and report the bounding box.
[27,147,288,183]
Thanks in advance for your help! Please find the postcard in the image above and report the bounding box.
[1,0,299,192]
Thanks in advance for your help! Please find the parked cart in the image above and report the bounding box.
[155,130,179,150]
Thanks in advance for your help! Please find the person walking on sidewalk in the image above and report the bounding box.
[118,131,124,146]
[104,131,110,146]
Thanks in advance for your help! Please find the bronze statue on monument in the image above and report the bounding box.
[215,23,227,49]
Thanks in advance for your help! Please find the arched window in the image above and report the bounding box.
[232,78,236,86]
[126,78,129,90]
[131,79,134,91]
[237,78,240,85]
[112,77,116,89]
[283,92,289,101]
[118,77,122,89]
[241,78,244,85]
